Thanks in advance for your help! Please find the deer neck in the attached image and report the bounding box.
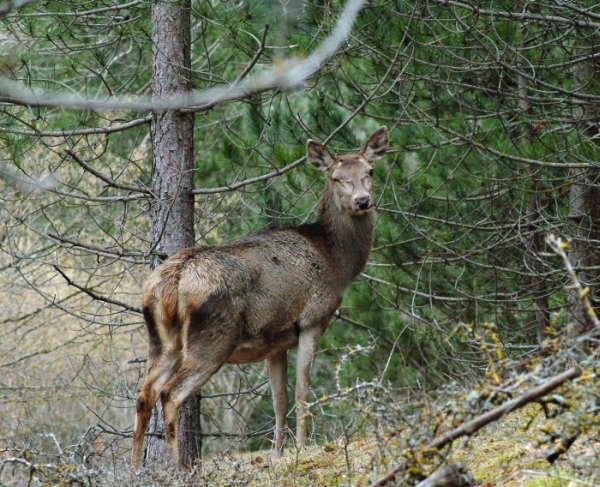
[317,182,374,285]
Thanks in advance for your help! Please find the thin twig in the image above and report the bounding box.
[53,265,142,314]
[545,234,600,327]
[64,150,151,194]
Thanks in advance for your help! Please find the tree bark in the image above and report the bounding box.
[569,40,600,338]
[145,0,202,466]
[517,66,550,344]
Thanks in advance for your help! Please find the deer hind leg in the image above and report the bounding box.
[295,329,321,449]
[132,352,181,470]
[159,322,238,466]
[267,350,288,457]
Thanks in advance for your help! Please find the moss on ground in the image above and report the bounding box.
[447,404,598,487]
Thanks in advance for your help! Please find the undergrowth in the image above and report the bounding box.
[2,325,599,487]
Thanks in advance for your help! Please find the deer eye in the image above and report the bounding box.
[368,169,374,177]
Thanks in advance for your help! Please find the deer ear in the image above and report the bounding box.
[361,127,389,164]
[306,140,334,172]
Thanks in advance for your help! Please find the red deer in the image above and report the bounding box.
[131,127,389,469]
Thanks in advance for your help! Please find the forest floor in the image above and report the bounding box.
[4,401,599,486]
[125,404,597,487]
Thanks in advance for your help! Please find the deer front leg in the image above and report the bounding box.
[295,329,321,449]
[267,351,288,456]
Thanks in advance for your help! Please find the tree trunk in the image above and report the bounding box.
[517,27,550,344]
[568,41,600,338]
[145,0,202,466]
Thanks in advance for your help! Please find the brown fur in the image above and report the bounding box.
[131,127,389,469]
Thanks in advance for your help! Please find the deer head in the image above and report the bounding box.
[306,127,389,216]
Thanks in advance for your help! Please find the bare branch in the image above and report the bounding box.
[0,0,366,112]
[64,150,151,194]
[53,265,142,314]
[0,115,151,137]
[16,0,142,17]
[545,234,600,328]
[433,0,600,31]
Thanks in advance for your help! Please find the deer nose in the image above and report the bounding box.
[355,197,370,210]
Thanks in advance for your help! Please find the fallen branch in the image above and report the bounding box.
[367,366,582,487]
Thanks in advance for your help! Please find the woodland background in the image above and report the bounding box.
[1,0,600,485]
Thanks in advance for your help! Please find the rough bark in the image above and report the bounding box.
[517,67,550,344]
[145,0,202,466]
[569,41,600,337]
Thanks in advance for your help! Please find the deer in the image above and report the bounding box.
[131,127,389,469]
